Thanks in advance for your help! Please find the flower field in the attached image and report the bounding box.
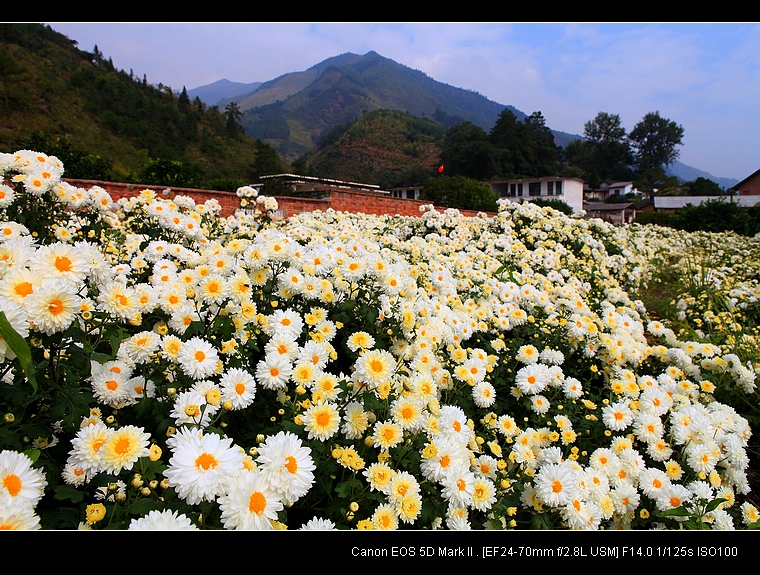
[0,149,758,530]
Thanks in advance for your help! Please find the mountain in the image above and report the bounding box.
[192,50,734,187]
[666,161,738,191]
[187,79,262,107]
[0,23,276,188]
[211,51,536,163]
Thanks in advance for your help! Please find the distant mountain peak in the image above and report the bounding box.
[187,79,262,106]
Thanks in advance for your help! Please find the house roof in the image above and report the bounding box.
[653,195,760,209]
[732,168,760,190]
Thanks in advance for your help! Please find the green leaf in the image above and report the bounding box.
[0,310,38,393]
[54,483,85,504]
[705,497,728,513]
[659,506,691,517]
[23,448,41,464]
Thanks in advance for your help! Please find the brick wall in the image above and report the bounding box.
[736,171,760,196]
[62,179,492,220]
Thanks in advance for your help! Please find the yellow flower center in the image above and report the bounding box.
[195,452,217,471]
[54,256,72,273]
[114,438,130,455]
[48,299,64,316]
[14,282,33,297]
[3,473,22,497]
[249,491,266,514]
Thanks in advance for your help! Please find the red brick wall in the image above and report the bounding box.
[62,179,492,220]
[737,172,760,196]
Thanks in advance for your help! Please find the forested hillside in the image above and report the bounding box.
[0,23,283,190]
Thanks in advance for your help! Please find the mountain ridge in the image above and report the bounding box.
[189,52,739,189]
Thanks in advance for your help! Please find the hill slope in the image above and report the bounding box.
[301,109,447,186]
[0,23,270,186]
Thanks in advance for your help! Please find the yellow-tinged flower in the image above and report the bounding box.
[85,503,106,525]
[149,444,162,461]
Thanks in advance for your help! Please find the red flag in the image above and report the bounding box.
[438,164,444,173]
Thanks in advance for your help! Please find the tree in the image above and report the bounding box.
[488,109,530,177]
[252,140,285,178]
[178,86,190,108]
[439,121,495,180]
[629,111,684,173]
[683,176,723,196]
[633,166,680,197]
[563,112,634,183]
[421,175,498,212]
[522,111,562,177]
[224,102,244,137]
[487,110,563,178]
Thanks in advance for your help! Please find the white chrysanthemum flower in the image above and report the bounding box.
[340,401,370,440]
[390,394,426,431]
[632,412,664,443]
[302,401,340,441]
[219,367,257,410]
[534,463,578,508]
[438,405,473,445]
[90,367,134,409]
[346,330,375,352]
[26,278,82,336]
[0,450,48,509]
[0,499,41,530]
[197,273,229,305]
[118,330,161,365]
[68,422,111,475]
[529,394,551,415]
[263,308,303,340]
[255,352,293,391]
[256,431,315,506]
[516,344,540,364]
[638,386,672,417]
[515,363,550,395]
[218,469,283,530]
[353,348,396,387]
[30,242,89,285]
[372,503,400,531]
[128,509,198,530]
[420,435,469,483]
[0,266,40,306]
[100,425,151,475]
[298,516,337,530]
[638,467,671,499]
[96,280,138,320]
[0,183,16,208]
[163,427,244,505]
[654,483,692,512]
[441,468,476,508]
[602,401,634,432]
[176,337,220,380]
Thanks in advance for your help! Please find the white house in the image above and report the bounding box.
[486,176,585,213]
[585,181,640,202]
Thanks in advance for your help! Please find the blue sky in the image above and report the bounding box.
[46,22,760,182]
